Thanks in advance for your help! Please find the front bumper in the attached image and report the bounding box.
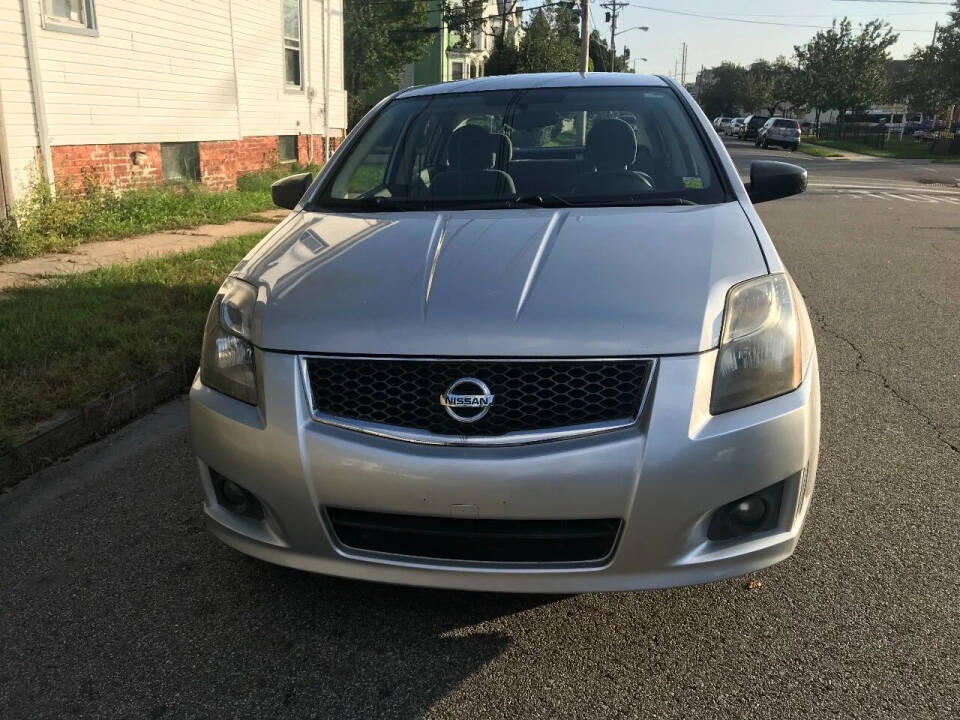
[189,350,820,593]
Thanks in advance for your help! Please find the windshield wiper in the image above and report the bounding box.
[575,196,699,208]
[516,195,698,208]
[512,194,574,208]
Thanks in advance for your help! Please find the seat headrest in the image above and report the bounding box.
[446,125,495,172]
[585,118,638,171]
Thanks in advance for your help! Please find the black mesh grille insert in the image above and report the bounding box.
[327,508,621,563]
[304,358,651,437]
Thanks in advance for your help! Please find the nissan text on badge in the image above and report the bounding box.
[189,72,820,592]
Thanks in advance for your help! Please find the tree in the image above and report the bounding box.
[343,0,433,127]
[485,33,521,76]
[588,30,631,73]
[516,5,580,74]
[794,18,897,129]
[794,19,853,126]
[844,20,898,118]
[443,1,522,49]
[899,1,960,120]
[700,63,750,118]
[746,57,797,116]
[940,2,960,106]
[745,59,775,115]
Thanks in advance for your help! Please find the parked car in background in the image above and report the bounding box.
[741,115,769,140]
[728,118,746,137]
[191,72,819,593]
[715,117,733,134]
[757,117,801,151]
[800,121,815,136]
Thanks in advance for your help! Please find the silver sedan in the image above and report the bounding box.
[190,73,819,592]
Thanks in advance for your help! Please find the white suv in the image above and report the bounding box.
[757,117,801,151]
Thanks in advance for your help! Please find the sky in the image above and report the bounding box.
[579,0,954,80]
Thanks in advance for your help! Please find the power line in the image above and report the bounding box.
[724,10,948,16]
[832,0,951,5]
[626,3,937,32]
[387,2,559,35]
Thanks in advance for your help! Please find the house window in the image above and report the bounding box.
[451,61,464,81]
[161,142,200,183]
[278,135,298,163]
[42,0,97,35]
[283,0,302,89]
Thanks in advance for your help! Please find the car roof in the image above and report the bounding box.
[397,72,669,98]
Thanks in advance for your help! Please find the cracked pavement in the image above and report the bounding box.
[1,145,958,719]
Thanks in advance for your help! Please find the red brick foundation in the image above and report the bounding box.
[50,133,343,193]
[297,134,343,166]
[52,143,163,192]
[199,136,280,191]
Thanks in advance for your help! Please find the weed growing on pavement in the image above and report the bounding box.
[0,231,267,449]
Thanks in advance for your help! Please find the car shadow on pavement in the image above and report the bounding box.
[0,427,563,720]
[193,532,565,718]
[193,553,562,718]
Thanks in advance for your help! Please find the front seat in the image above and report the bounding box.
[431,125,516,198]
[570,118,654,196]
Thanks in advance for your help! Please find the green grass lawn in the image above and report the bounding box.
[806,137,948,160]
[0,164,317,262]
[795,143,844,158]
[0,231,266,449]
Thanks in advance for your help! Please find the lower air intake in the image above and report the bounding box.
[326,508,622,564]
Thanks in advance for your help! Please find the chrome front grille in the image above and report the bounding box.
[302,357,653,442]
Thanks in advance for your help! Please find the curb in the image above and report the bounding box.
[0,363,195,489]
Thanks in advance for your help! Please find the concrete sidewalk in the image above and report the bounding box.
[0,209,287,291]
[799,142,886,161]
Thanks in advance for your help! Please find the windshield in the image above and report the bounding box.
[314,86,726,211]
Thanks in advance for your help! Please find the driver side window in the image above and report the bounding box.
[330,104,414,199]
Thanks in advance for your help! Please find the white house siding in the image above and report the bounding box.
[0,0,346,206]
[0,0,42,202]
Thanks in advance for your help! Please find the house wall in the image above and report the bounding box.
[0,0,347,204]
[0,0,41,202]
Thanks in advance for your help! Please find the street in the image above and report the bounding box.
[2,141,959,719]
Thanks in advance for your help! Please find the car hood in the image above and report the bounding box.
[234,203,766,356]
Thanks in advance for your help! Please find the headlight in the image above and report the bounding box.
[711,273,802,414]
[200,277,258,405]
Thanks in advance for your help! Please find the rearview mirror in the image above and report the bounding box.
[271,172,313,210]
[746,161,807,204]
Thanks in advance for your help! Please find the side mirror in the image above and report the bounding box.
[745,161,807,204]
[271,172,313,210]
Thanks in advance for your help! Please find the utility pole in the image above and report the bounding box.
[577,0,591,143]
[602,0,628,72]
[579,0,590,74]
[680,42,687,86]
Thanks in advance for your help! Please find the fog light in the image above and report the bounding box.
[731,498,767,526]
[707,480,785,541]
[209,468,264,521]
[221,479,248,507]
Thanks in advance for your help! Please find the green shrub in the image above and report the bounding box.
[236,162,321,193]
[0,164,320,262]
